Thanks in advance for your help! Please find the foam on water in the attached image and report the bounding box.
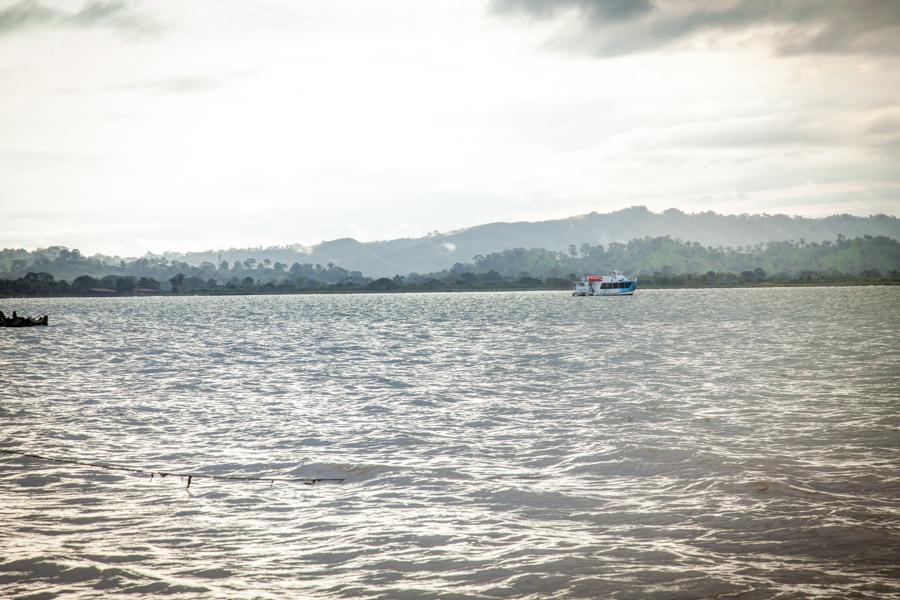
[1,288,899,598]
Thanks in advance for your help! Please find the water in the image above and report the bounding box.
[1,288,899,599]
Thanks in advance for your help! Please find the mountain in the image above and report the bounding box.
[164,207,900,277]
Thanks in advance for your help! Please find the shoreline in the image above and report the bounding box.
[2,280,898,300]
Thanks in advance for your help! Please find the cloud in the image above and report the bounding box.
[490,0,900,57]
[493,0,654,22]
[0,0,155,37]
[118,76,224,95]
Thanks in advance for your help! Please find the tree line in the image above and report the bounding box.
[0,247,369,288]
[459,234,900,279]
[1,235,898,297]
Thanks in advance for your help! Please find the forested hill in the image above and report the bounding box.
[464,235,900,279]
[2,208,899,280]
[2,235,899,297]
[160,207,899,276]
[2,235,898,293]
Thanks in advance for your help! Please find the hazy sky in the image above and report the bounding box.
[2,0,899,255]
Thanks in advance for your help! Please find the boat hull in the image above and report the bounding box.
[1,316,49,327]
[589,288,635,296]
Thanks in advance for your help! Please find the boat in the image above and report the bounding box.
[573,271,637,296]
[0,312,49,327]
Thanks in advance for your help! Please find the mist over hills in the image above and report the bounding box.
[164,207,900,277]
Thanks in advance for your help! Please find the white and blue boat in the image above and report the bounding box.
[573,271,637,296]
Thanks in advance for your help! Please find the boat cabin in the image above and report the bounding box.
[573,271,637,296]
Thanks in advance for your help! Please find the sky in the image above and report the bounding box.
[1,0,899,256]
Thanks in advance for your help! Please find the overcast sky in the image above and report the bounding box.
[2,0,899,255]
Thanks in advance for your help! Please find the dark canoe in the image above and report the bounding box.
[1,315,49,327]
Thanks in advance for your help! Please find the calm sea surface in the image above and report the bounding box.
[1,288,899,599]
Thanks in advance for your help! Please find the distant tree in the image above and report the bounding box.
[367,277,399,291]
[115,276,136,294]
[579,243,592,258]
[243,258,257,269]
[23,271,54,282]
[169,272,186,293]
[481,270,503,284]
[273,262,287,272]
[241,276,255,288]
[72,275,100,293]
[568,244,577,259]
[136,277,160,290]
[181,275,203,291]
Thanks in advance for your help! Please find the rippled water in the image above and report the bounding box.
[1,288,899,599]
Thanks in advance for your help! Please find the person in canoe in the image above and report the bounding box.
[0,311,49,327]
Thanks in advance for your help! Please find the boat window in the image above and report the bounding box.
[600,283,607,289]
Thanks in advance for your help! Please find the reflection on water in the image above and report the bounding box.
[1,288,899,598]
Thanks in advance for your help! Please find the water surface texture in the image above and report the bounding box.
[2,288,899,598]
